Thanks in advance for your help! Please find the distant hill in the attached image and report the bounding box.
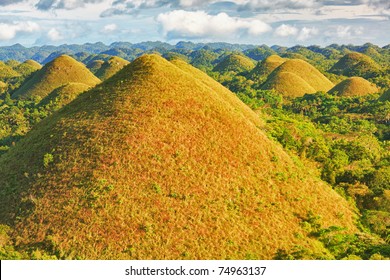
[86,59,105,74]
[38,82,92,109]
[95,56,130,81]
[261,59,334,97]
[330,52,382,78]
[248,55,286,81]
[12,55,100,100]
[0,54,356,259]
[14,60,42,77]
[0,61,20,80]
[213,53,255,73]
[329,77,379,97]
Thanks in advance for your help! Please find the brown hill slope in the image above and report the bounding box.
[330,52,381,78]
[95,56,130,81]
[12,55,100,100]
[329,77,379,97]
[261,59,334,97]
[0,54,356,260]
[213,54,255,73]
[249,55,286,81]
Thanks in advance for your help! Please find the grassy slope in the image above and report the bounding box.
[12,55,100,100]
[250,55,286,79]
[86,60,105,74]
[213,54,255,73]
[95,56,130,81]
[329,77,379,97]
[14,60,42,76]
[330,52,381,77]
[0,61,20,80]
[261,59,334,97]
[0,55,356,260]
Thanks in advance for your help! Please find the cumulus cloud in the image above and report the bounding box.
[102,23,118,33]
[0,21,40,41]
[36,0,105,10]
[156,10,271,40]
[297,26,318,41]
[47,27,63,41]
[275,24,298,36]
[335,25,364,38]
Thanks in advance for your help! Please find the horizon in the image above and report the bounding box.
[0,1,389,47]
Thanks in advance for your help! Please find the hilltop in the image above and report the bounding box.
[14,60,42,77]
[0,54,356,260]
[0,61,20,80]
[213,53,255,73]
[330,52,382,78]
[248,55,286,81]
[261,59,334,97]
[329,77,379,97]
[86,59,105,74]
[12,55,100,100]
[95,56,130,81]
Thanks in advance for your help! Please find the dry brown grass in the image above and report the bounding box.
[329,77,379,97]
[0,54,357,260]
[12,55,100,100]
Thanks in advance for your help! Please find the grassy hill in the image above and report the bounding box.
[0,54,356,260]
[95,56,130,81]
[0,61,20,80]
[261,59,334,97]
[14,60,42,77]
[213,53,255,73]
[330,52,382,78]
[249,55,286,81]
[329,77,379,97]
[38,82,92,109]
[12,55,100,100]
[86,60,105,74]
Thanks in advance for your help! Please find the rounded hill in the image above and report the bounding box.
[12,55,100,100]
[329,77,379,97]
[261,59,334,97]
[95,56,130,81]
[14,60,42,76]
[0,61,20,80]
[213,53,255,73]
[248,55,286,81]
[329,52,381,78]
[0,54,356,260]
[86,59,105,74]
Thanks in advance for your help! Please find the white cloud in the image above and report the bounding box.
[275,24,298,36]
[156,10,271,40]
[47,27,63,41]
[102,23,117,33]
[0,21,40,41]
[297,26,318,41]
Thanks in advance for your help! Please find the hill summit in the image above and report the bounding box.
[330,52,381,78]
[248,55,286,82]
[95,56,130,81]
[0,54,356,259]
[261,59,334,97]
[12,55,100,100]
[213,53,255,73]
[329,77,379,97]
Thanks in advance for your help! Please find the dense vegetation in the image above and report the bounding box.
[0,42,389,260]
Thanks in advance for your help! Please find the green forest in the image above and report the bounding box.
[0,42,389,260]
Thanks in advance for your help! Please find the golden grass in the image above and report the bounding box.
[213,54,255,73]
[250,55,286,80]
[95,56,130,81]
[330,52,381,76]
[0,61,20,80]
[0,54,357,260]
[329,77,379,97]
[14,60,42,76]
[261,59,334,97]
[12,55,100,100]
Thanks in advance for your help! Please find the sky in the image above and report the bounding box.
[0,0,389,47]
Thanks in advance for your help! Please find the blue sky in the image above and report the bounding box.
[0,0,389,47]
